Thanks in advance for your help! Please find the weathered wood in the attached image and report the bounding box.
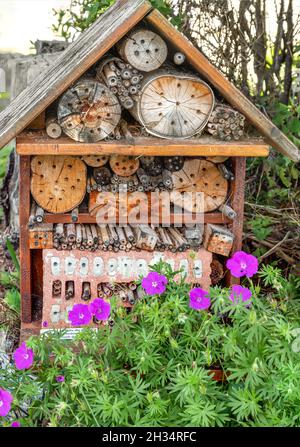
[171,159,228,213]
[16,132,270,157]
[57,79,121,142]
[93,167,112,185]
[29,228,53,249]
[163,156,184,172]
[130,70,215,139]
[227,157,246,286]
[31,155,87,213]
[146,10,300,162]
[43,209,230,226]
[117,28,168,72]
[19,156,32,323]
[203,224,234,256]
[110,155,140,176]
[82,155,109,167]
[45,116,62,139]
[0,0,152,150]
[28,111,46,130]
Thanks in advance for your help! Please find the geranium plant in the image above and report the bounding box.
[0,252,300,427]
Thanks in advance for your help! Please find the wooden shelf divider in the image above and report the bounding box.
[42,212,230,225]
[17,131,270,157]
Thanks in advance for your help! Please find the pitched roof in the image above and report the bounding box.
[0,0,299,162]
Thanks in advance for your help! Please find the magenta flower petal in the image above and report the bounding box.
[226,251,258,278]
[68,303,92,326]
[56,375,65,383]
[13,342,34,371]
[229,285,252,304]
[189,288,211,310]
[42,321,49,328]
[0,388,13,417]
[142,272,168,295]
[11,421,21,427]
[89,298,111,321]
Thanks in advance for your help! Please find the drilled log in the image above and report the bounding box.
[46,116,62,139]
[130,70,214,139]
[31,156,87,214]
[82,155,109,167]
[93,167,112,186]
[110,155,140,177]
[57,79,121,142]
[117,29,168,72]
[171,159,228,213]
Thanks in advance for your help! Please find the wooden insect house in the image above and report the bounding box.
[0,0,299,341]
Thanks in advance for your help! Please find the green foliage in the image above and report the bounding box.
[0,242,20,315]
[6,239,20,274]
[1,262,300,427]
[53,0,115,41]
[272,102,300,149]
[249,216,273,241]
[52,0,174,41]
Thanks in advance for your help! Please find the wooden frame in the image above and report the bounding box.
[19,152,247,336]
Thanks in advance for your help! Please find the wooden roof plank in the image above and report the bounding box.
[146,10,300,163]
[0,0,152,150]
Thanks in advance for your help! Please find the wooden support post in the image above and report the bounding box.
[226,157,246,286]
[19,156,32,323]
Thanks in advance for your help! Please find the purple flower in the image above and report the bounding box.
[0,388,13,417]
[42,321,49,328]
[229,285,252,304]
[11,421,21,427]
[226,251,258,278]
[89,298,111,321]
[189,288,211,310]
[68,303,92,326]
[142,272,168,295]
[56,375,65,383]
[13,342,34,371]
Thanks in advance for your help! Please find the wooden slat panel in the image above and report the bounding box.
[146,10,300,163]
[42,212,230,225]
[19,156,32,323]
[16,132,270,157]
[0,0,152,150]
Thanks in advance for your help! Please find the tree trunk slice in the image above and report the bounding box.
[130,70,214,139]
[117,29,168,72]
[31,156,87,214]
[57,79,121,142]
[171,159,228,213]
[206,156,229,164]
[110,155,140,177]
[82,155,109,167]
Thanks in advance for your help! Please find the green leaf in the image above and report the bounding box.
[6,239,20,273]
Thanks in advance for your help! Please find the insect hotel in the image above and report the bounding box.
[0,0,299,340]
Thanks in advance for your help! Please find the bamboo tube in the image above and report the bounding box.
[66,224,76,243]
